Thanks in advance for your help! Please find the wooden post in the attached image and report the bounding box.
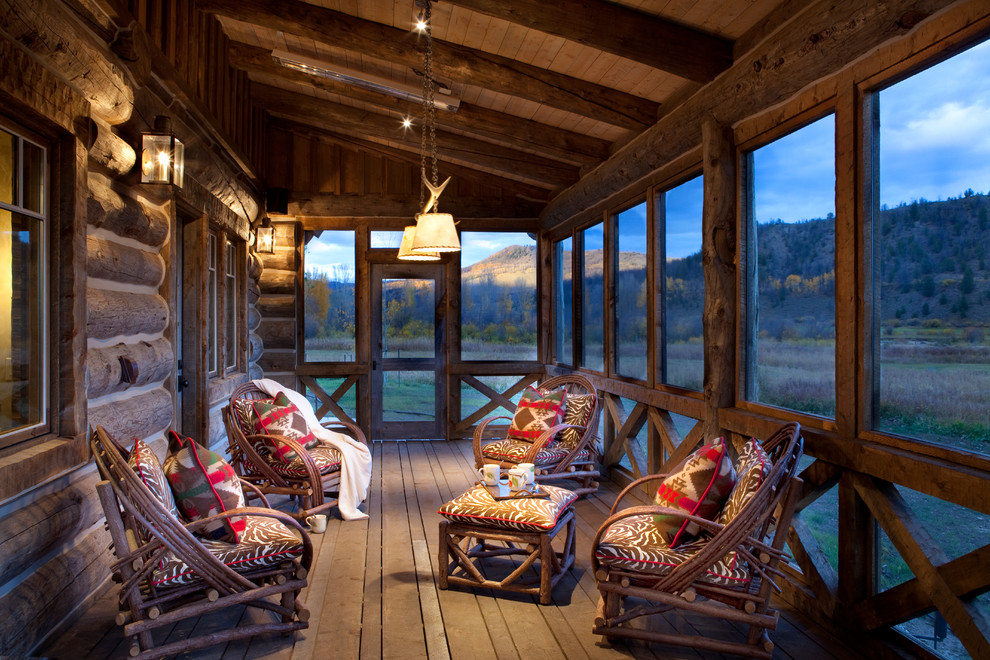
[701,118,736,439]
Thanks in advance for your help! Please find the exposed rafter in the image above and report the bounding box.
[197,0,660,130]
[253,87,580,190]
[442,0,733,83]
[227,42,611,167]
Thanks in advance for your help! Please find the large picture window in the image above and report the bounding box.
[304,230,356,362]
[581,223,605,371]
[662,176,704,390]
[615,202,648,380]
[746,115,836,417]
[461,232,536,361]
[874,40,990,456]
[0,124,47,442]
[554,236,573,365]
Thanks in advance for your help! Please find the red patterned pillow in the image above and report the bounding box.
[653,438,736,547]
[507,386,565,442]
[250,391,319,463]
[163,431,246,543]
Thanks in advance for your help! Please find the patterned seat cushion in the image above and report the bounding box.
[594,514,750,587]
[438,484,577,532]
[507,386,565,441]
[259,442,342,478]
[718,438,772,525]
[163,431,247,543]
[481,439,591,466]
[150,515,305,588]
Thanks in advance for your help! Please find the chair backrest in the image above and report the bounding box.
[90,426,257,594]
[537,373,601,451]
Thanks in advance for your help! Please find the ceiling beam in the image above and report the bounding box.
[228,41,610,167]
[252,84,580,190]
[442,0,732,83]
[289,193,544,220]
[272,118,553,202]
[197,0,659,130]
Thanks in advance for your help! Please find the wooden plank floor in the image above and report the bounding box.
[40,440,866,660]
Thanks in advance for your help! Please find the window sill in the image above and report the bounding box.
[0,433,88,505]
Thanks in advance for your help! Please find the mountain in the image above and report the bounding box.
[461,245,648,286]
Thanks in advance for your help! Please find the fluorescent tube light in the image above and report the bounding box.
[271,49,460,112]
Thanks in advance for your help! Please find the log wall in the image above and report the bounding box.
[0,0,262,655]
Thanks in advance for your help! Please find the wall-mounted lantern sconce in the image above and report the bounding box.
[255,218,275,254]
[141,115,184,186]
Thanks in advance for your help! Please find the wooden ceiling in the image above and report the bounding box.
[201,0,794,203]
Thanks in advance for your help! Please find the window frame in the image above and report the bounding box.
[0,119,50,449]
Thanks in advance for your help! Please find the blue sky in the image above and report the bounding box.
[305,39,989,274]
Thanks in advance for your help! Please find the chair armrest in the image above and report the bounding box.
[609,474,671,515]
[320,417,369,447]
[238,478,271,508]
[245,433,326,507]
[472,416,513,465]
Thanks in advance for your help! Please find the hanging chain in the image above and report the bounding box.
[418,0,439,212]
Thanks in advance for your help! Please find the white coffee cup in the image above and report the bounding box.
[518,463,536,485]
[507,468,528,491]
[477,463,501,486]
[306,514,327,534]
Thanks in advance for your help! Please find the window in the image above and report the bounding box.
[207,232,218,375]
[661,176,704,390]
[224,240,238,372]
[874,40,990,455]
[0,123,47,442]
[303,231,356,362]
[581,222,605,371]
[615,202,648,380]
[460,232,536,361]
[554,236,573,365]
[745,115,836,417]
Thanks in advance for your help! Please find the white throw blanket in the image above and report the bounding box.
[253,378,372,521]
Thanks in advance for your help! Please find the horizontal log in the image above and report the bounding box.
[88,387,173,441]
[0,0,133,124]
[87,173,169,248]
[0,524,114,656]
[87,116,135,177]
[258,350,297,374]
[0,470,102,589]
[259,269,295,296]
[258,319,296,350]
[0,36,89,135]
[247,306,262,332]
[258,294,294,318]
[86,235,164,287]
[248,332,264,362]
[87,288,169,340]
[87,338,174,398]
[262,245,295,272]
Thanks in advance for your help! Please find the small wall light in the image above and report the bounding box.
[255,218,275,254]
[141,115,184,186]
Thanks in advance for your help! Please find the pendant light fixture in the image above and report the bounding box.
[399,0,460,259]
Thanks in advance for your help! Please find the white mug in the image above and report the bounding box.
[518,463,536,485]
[306,514,327,534]
[477,463,501,486]
[507,468,528,491]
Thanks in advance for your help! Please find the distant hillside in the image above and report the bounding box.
[462,245,647,285]
[459,192,990,333]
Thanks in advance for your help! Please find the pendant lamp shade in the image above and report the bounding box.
[397,225,440,261]
[412,212,460,252]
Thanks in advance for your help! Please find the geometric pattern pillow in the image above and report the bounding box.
[594,513,751,587]
[557,393,595,448]
[507,386,565,442]
[718,438,772,526]
[652,438,736,548]
[163,431,246,543]
[250,391,319,462]
[437,483,578,532]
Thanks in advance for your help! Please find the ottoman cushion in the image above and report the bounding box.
[438,484,577,532]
